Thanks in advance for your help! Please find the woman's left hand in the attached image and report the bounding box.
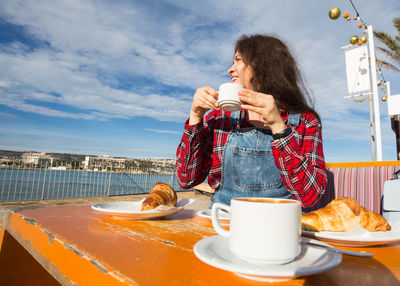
[239,89,286,133]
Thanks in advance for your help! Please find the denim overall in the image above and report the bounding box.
[211,111,300,206]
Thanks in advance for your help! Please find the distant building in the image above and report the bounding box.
[83,155,126,171]
[21,152,53,167]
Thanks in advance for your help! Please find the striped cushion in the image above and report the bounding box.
[311,163,400,213]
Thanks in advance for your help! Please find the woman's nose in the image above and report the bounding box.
[227,64,234,75]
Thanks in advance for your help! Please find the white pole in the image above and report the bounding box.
[387,81,391,97]
[367,25,383,161]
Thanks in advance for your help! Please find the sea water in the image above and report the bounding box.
[0,169,184,202]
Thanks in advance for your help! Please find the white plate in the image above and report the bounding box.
[91,198,194,220]
[197,209,230,220]
[302,219,400,247]
[194,235,342,282]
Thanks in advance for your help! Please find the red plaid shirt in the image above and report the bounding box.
[176,109,327,208]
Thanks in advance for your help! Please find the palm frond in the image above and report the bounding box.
[374,32,400,56]
[372,17,400,73]
[393,17,400,33]
[376,58,400,72]
[376,47,400,64]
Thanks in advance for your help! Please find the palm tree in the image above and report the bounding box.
[374,17,400,160]
[373,17,400,72]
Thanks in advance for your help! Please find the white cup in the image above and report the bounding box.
[218,83,243,111]
[212,197,301,265]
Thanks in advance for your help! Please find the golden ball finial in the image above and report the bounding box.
[329,7,341,20]
[360,36,368,44]
[350,35,359,45]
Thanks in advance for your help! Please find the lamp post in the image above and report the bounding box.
[330,5,395,161]
[367,25,383,161]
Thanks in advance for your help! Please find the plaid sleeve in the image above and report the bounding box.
[271,114,327,208]
[176,118,213,189]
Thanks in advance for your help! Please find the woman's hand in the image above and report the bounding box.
[189,86,219,125]
[239,89,286,133]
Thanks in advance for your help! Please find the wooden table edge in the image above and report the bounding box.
[2,210,136,286]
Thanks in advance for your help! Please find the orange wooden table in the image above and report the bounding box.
[0,205,399,286]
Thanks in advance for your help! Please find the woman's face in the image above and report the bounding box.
[228,51,253,89]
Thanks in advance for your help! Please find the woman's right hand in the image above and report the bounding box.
[189,86,219,125]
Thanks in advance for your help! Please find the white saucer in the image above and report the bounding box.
[218,99,241,111]
[193,235,342,282]
[218,99,240,103]
[91,198,194,220]
[197,209,230,220]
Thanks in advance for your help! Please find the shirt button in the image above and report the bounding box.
[182,172,187,178]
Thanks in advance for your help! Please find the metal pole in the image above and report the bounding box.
[1,163,7,201]
[368,25,383,161]
[107,166,112,197]
[41,161,48,200]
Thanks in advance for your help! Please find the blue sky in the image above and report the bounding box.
[0,0,399,162]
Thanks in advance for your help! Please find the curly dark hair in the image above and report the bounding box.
[235,34,319,120]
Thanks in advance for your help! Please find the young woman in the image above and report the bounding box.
[176,34,327,209]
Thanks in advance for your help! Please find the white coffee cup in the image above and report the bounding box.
[212,197,301,265]
[218,83,243,111]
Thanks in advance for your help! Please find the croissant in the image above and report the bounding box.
[359,206,391,231]
[301,197,391,232]
[141,182,177,211]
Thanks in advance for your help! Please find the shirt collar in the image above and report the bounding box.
[280,110,288,122]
